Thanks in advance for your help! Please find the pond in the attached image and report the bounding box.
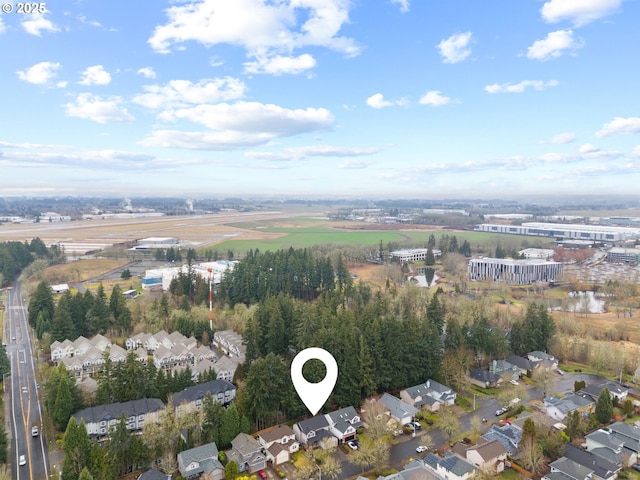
[549,291,606,314]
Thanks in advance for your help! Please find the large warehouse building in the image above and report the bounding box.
[474,222,640,242]
[468,258,564,285]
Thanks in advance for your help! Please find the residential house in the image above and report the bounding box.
[564,444,620,480]
[137,469,168,480]
[293,415,337,450]
[468,368,502,389]
[61,356,83,378]
[489,359,520,381]
[51,339,74,361]
[228,433,267,473]
[506,355,537,376]
[607,422,640,466]
[173,379,236,415]
[326,406,361,443]
[482,424,522,454]
[545,457,594,480]
[424,452,477,480]
[213,355,238,382]
[177,442,225,480]
[465,438,508,474]
[257,425,299,465]
[375,459,439,480]
[379,393,419,425]
[73,398,165,438]
[213,330,246,361]
[581,383,628,404]
[544,394,595,421]
[586,430,628,466]
[527,351,558,369]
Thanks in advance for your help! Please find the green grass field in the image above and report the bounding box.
[210,220,548,256]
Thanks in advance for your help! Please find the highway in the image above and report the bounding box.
[3,283,50,480]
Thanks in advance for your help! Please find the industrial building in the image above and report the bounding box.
[132,237,180,250]
[468,258,564,285]
[518,248,555,259]
[474,222,640,242]
[142,260,234,290]
[390,248,442,262]
[606,247,640,265]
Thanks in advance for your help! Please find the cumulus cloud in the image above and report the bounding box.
[148,0,360,71]
[540,132,576,144]
[437,32,472,64]
[140,101,334,150]
[244,54,317,75]
[133,78,246,109]
[485,80,558,93]
[245,145,380,161]
[527,30,583,61]
[366,93,405,109]
[137,67,157,79]
[541,0,623,27]
[579,143,600,154]
[64,93,134,124]
[596,117,640,137]
[16,61,61,85]
[419,90,452,107]
[391,0,410,13]
[79,65,112,86]
[0,16,6,34]
[22,14,60,36]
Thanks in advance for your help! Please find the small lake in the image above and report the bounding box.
[549,291,606,314]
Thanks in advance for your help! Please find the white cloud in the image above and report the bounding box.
[631,146,640,157]
[21,14,60,36]
[79,65,112,86]
[579,143,600,154]
[244,54,317,75]
[437,32,472,64]
[541,0,623,27]
[64,93,134,124]
[339,159,374,169]
[137,67,157,79]
[159,101,333,134]
[366,93,405,109]
[245,145,379,161]
[0,16,6,34]
[16,61,61,85]
[540,132,576,144]
[596,117,640,137]
[391,0,410,13]
[527,30,583,61]
[133,78,246,109]
[148,0,360,61]
[56,81,68,88]
[485,80,559,93]
[419,90,452,107]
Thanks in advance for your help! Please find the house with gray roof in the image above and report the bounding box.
[213,355,238,382]
[465,438,508,474]
[545,393,595,421]
[506,355,538,375]
[177,442,225,480]
[400,379,456,412]
[586,429,625,465]
[528,351,557,367]
[547,457,594,480]
[490,359,520,381]
[326,406,361,443]
[375,459,439,480]
[228,433,267,473]
[468,368,501,389]
[293,415,337,450]
[580,383,628,404]
[137,469,169,480]
[424,452,477,480]
[481,424,522,454]
[379,393,420,424]
[73,398,165,438]
[564,444,620,480]
[173,379,236,415]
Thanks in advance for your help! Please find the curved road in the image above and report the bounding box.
[4,283,49,480]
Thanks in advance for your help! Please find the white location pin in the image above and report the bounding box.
[291,347,338,416]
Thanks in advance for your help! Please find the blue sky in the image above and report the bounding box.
[1,0,639,198]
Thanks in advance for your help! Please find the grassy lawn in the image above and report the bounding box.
[39,259,130,284]
[497,468,521,480]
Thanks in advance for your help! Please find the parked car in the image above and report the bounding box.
[495,407,507,416]
[411,421,422,431]
[347,440,358,450]
[555,369,565,376]
[393,429,404,437]
[258,470,267,479]
[416,445,428,453]
[510,379,519,385]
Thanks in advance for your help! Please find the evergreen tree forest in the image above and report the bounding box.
[0,237,63,287]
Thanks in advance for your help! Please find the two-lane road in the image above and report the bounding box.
[4,284,49,480]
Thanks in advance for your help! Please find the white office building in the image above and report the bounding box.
[390,248,442,262]
[468,258,563,285]
[474,222,640,242]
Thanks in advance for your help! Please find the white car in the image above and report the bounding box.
[32,426,39,437]
[347,440,358,450]
[416,445,428,453]
[19,455,26,466]
[510,379,519,386]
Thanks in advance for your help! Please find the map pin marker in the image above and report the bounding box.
[291,347,338,416]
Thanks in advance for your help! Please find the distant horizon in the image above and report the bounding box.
[2,1,639,197]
